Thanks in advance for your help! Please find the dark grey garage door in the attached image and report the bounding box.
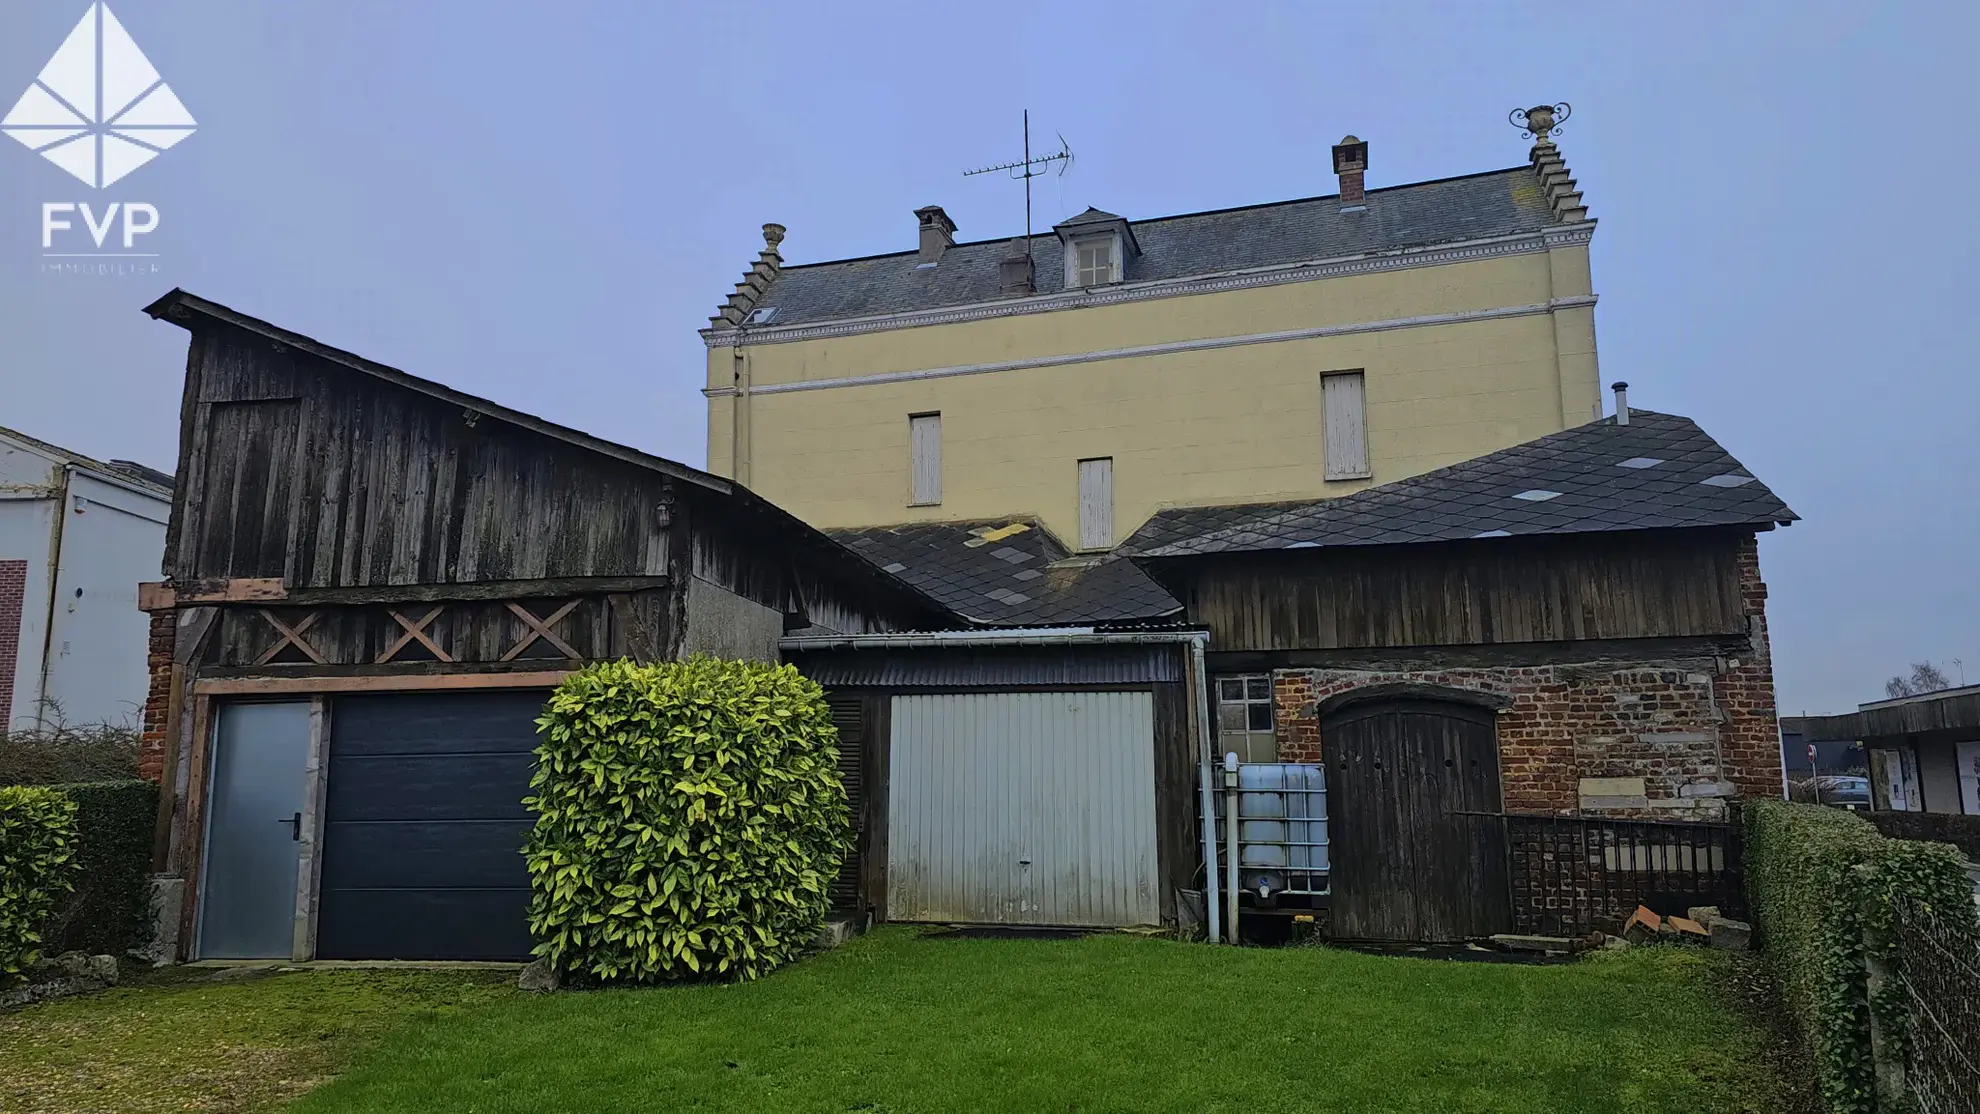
[316,690,545,961]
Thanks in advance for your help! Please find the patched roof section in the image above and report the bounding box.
[830,518,1183,626]
[1117,411,1798,558]
[745,167,1555,327]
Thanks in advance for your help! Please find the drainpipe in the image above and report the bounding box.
[1188,635,1222,945]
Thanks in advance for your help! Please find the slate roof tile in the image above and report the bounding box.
[1116,411,1797,558]
[827,518,1183,626]
[744,167,1558,327]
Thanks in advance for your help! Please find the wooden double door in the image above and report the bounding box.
[1326,699,1512,943]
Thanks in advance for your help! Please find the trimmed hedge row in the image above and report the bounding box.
[1866,809,1980,863]
[42,780,158,957]
[1745,800,1979,1112]
[0,786,81,984]
[525,657,851,984]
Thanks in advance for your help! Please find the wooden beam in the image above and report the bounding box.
[194,670,572,695]
[501,600,583,661]
[253,609,326,666]
[137,582,176,612]
[377,606,452,664]
[282,575,670,607]
[179,577,289,604]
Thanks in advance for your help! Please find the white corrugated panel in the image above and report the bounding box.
[1077,457,1113,550]
[887,691,1158,926]
[1321,371,1369,480]
[909,413,941,504]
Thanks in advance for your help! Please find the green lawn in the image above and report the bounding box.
[1,930,1793,1114]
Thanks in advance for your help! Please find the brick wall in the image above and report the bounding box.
[1268,533,1785,818]
[138,609,175,783]
[0,559,25,731]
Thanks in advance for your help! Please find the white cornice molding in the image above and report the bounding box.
[702,295,1599,398]
[701,223,1596,349]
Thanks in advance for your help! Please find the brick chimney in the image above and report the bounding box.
[1332,136,1368,213]
[915,205,957,264]
[999,237,1034,295]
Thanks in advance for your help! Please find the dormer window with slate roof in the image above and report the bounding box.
[1054,208,1137,289]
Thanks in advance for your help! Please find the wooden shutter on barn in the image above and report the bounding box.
[1078,457,1114,550]
[825,693,866,911]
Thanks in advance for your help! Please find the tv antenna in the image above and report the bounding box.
[964,109,1072,260]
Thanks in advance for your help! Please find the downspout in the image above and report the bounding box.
[33,464,73,730]
[730,330,751,486]
[1189,634,1223,945]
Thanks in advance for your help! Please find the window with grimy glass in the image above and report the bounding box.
[1216,675,1276,763]
[1075,238,1116,286]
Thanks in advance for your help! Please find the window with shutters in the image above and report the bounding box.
[1321,370,1370,481]
[909,412,941,505]
[1216,675,1277,763]
[1077,457,1114,550]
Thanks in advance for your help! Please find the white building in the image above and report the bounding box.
[0,425,171,732]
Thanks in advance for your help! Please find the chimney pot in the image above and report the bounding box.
[914,205,958,265]
[1611,381,1630,425]
[1332,135,1369,212]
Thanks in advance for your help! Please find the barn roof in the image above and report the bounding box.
[1117,410,1797,558]
[828,518,1182,627]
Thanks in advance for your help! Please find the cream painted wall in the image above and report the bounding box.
[707,244,1599,547]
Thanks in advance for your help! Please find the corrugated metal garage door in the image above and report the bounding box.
[887,691,1158,926]
[316,691,543,961]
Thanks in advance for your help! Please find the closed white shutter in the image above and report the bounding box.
[1078,457,1113,550]
[909,413,941,504]
[1322,371,1370,480]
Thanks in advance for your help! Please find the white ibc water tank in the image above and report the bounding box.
[1236,763,1328,897]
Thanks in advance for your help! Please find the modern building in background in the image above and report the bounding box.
[0,424,172,731]
[704,113,1599,551]
[1791,688,1980,815]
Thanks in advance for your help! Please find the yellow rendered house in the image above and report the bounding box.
[704,124,1597,551]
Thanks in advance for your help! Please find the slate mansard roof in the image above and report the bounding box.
[1117,411,1797,559]
[741,167,1562,328]
[829,518,1182,627]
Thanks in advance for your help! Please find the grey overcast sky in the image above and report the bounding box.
[1,1,1974,714]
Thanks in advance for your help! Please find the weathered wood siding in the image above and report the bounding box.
[1167,530,1747,652]
[175,330,671,588]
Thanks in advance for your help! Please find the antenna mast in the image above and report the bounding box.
[963,109,1072,259]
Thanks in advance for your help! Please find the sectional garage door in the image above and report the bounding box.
[316,691,544,961]
[886,691,1158,927]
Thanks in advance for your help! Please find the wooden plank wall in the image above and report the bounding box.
[1171,530,1748,652]
[175,329,671,589]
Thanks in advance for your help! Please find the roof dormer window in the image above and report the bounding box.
[1075,238,1116,286]
[1054,208,1138,290]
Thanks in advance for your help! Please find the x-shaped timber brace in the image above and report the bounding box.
[501,600,582,661]
[377,606,452,663]
[253,609,327,666]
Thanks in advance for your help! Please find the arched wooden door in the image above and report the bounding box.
[1325,698,1512,943]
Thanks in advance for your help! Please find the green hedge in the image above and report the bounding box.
[1745,800,1980,1112]
[524,657,851,983]
[42,780,158,957]
[0,786,81,984]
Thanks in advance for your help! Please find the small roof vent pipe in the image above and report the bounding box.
[1612,381,1630,426]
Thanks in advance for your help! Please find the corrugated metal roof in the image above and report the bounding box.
[790,643,1183,688]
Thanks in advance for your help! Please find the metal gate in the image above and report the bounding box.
[886,691,1158,926]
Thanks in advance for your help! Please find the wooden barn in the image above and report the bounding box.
[137,290,950,963]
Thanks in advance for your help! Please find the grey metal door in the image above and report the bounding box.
[197,702,310,959]
[887,691,1158,926]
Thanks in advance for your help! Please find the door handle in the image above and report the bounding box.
[279,812,301,841]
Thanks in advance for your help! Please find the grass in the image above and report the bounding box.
[0,931,1794,1114]
[0,965,512,1114]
